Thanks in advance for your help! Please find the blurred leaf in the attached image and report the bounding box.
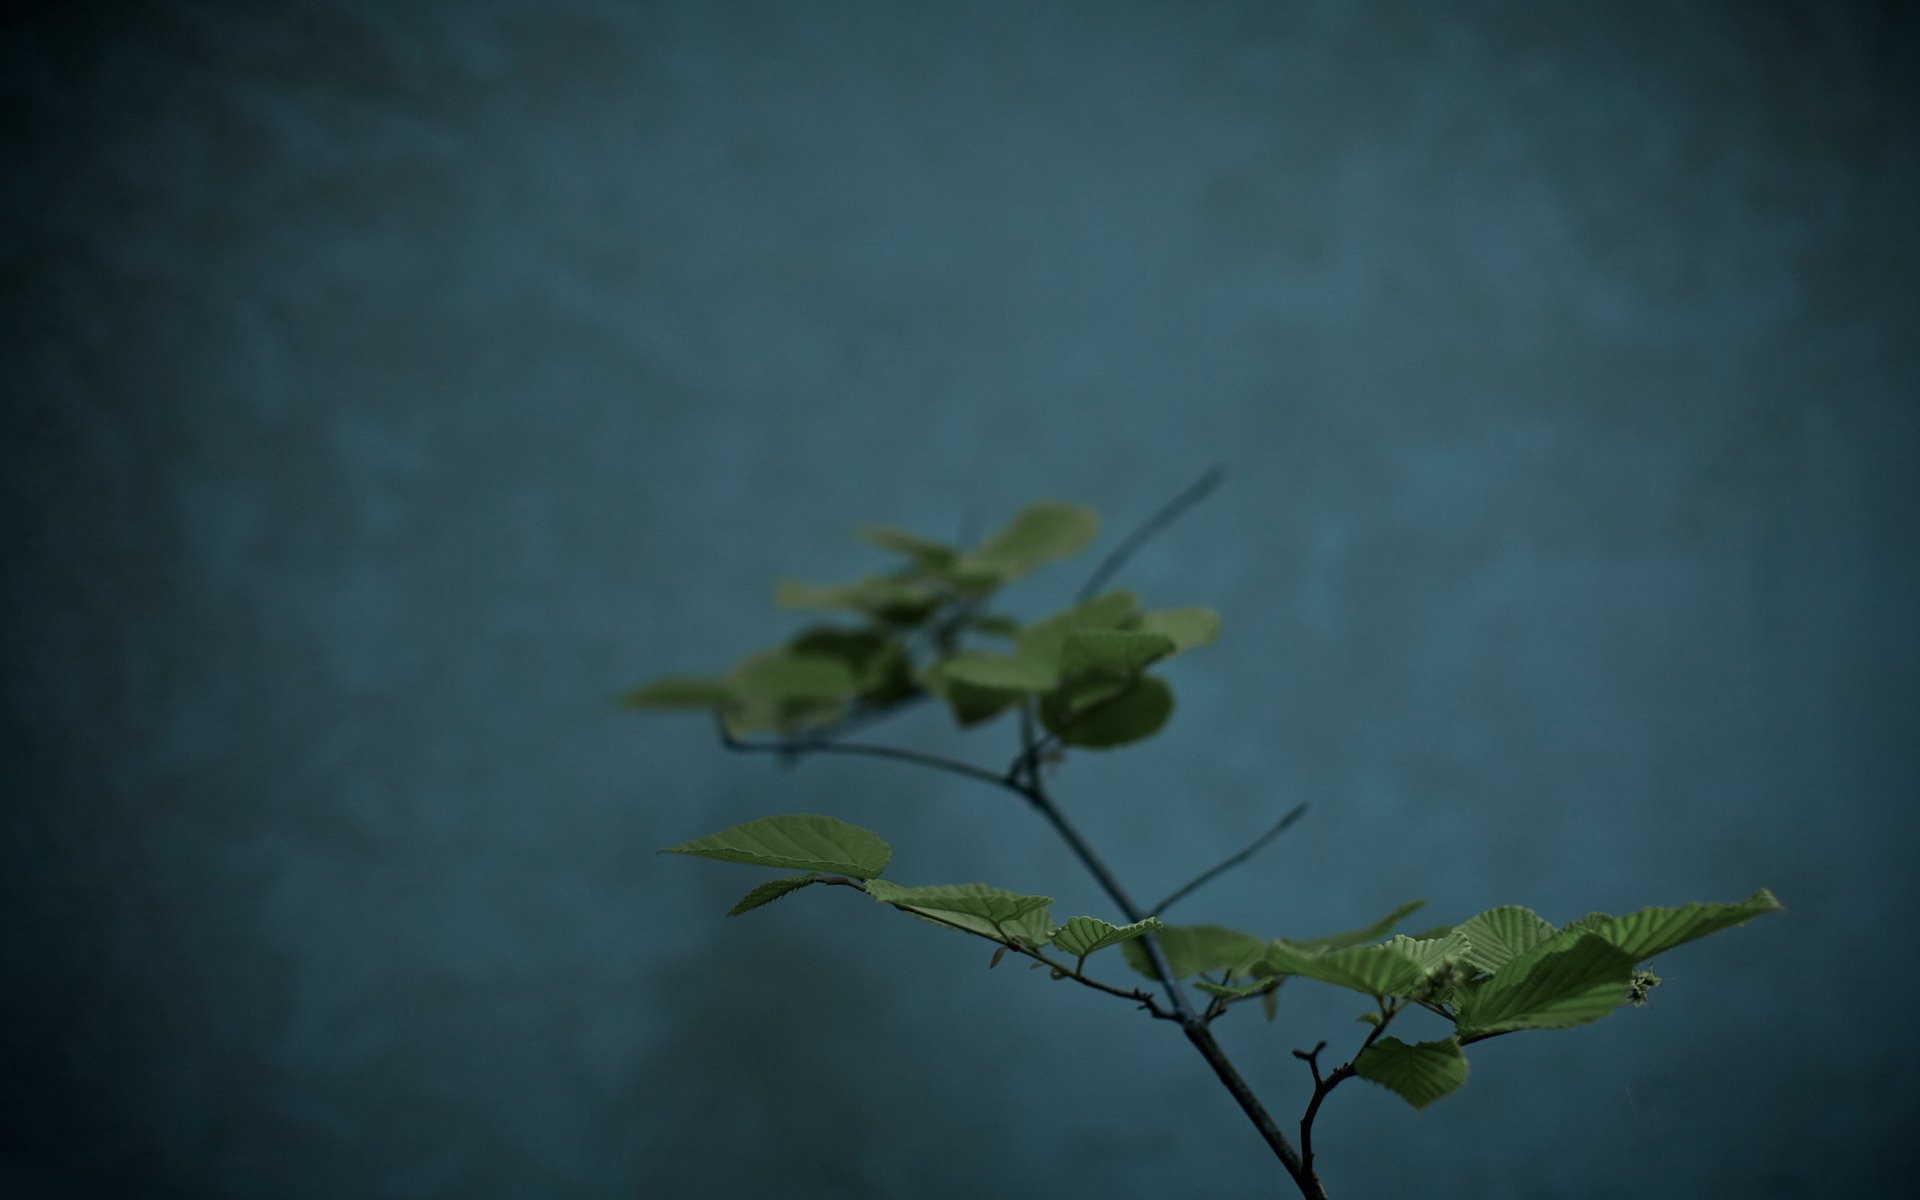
[937,677,1021,727]
[727,873,824,916]
[1353,1037,1469,1110]
[1017,591,1140,667]
[775,576,941,625]
[1059,630,1176,676]
[1133,607,1220,654]
[662,813,892,879]
[856,525,957,570]
[1042,676,1173,749]
[936,651,1058,692]
[1121,924,1265,980]
[619,676,734,710]
[729,652,861,702]
[952,502,1099,584]
[1193,978,1270,999]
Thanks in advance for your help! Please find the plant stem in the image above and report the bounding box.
[1077,464,1226,601]
[1150,802,1309,917]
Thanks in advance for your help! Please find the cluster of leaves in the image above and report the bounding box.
[622,501,1218,748]
[630,492,1783,1175]
[661,811,1781,1110]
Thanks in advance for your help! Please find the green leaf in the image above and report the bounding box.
[774,576,941,625]
[1388,930,1474,976]
[1455,931,1637,1036]
[729,652,861,702]
[619,676,735,710]
[1015,591,1141,667]
[968,614,1022,638]
[952,501,1100,584]
[1121,924,1266,980]
[936,651,1058,692]
[726,873,824,916]
[856,525,957,570]
[1059,630,1176,676]
[1133,607,1220,653]
[1453,906,1559,974]
[1291,900,1428,952]
[1042,676,1173,749]
[1353,1037,1469,1110]
[1049,916,1163,962]
[937,678,1021,728]
[662,814,892,879]
[1258,940,1429,998]
[865,880,1055,944]
[1565,889,1784,963]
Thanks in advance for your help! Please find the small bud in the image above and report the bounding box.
[989,946,1007,969]
[1627,968,1663,1007]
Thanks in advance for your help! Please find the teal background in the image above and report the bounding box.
[4,2,1915,1196]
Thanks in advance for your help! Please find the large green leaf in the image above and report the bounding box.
[1042,676,1173,749]
[1121,924,1266,980]
[1132,607,1220,654]
[1290,900,1428,952]
[619,676,734,710]
[1455,931,1636,1036]
[1453,906,1558,974]
[1049,916,1163,964]
[1388,930,1474,977]
[952,502,1100,584]
[1059,630,1176,676]
[1565,889,1783,963]
[726,873,824,916]
[662,814,892,879]
[865,880,1055,944]
[1353,1037,1469,1110]
[1258,941,1429,998]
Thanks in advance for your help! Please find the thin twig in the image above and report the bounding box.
[1150,802,1310,918]
[719,720,1018,795]
[1077,464,1226,601]
[1297,1000,1401,1187]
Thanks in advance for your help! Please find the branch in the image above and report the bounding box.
[719,720,1021,796]
[1150,802,1309,918]
[1077,464,1226,601]
[1297,999,1402,1187]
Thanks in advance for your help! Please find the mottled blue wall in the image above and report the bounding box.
[4,2,1915,1197]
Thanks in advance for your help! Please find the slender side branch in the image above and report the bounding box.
[1150,802,1309,917]
[719,720,1020,796]
[1077,464,1227,601]
[1297,999,1402,1186]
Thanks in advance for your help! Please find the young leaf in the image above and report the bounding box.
[952,501,1100,584]
[619,677,735,710]
[1132,607,1221,654]
[1453,906,1559,974]
[865,880,1056,944]
[662,814,892,879]
[1353,1037,1469,1110]
[936,678,1022,727]
[1289,899,1428,953]
[1042,676,1174,749]
[1564,888,1784,963]
[1049,915,1163,961]
[1388,930,1474,977]
[1121,924,1266,980]
[727,873,824,916]
[1059,630,1177,676]
[1454,931,1636,1036]
[1258,941,1429,998]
